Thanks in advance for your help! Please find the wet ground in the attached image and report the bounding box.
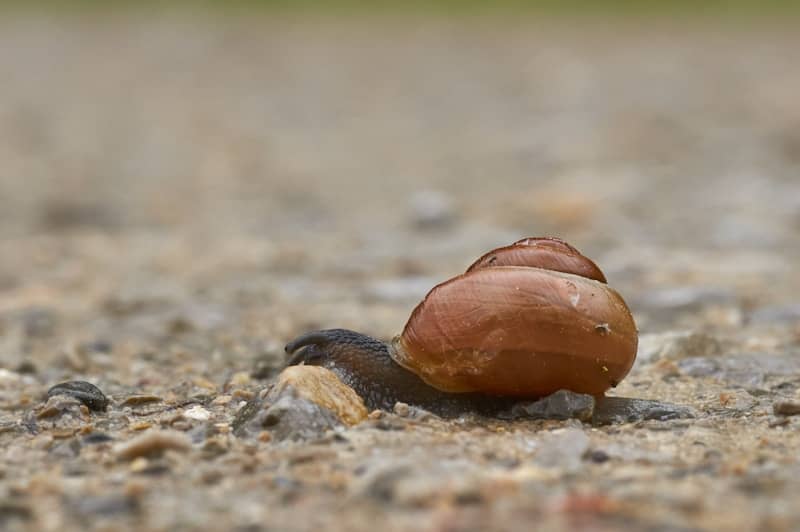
[1,12,800,532]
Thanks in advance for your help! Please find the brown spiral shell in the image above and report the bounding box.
[390,237,637,397]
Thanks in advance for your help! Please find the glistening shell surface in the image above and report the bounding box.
[392,266,637,397]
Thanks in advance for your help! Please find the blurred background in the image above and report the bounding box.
[2,4,800,531]
[1,1,799,371]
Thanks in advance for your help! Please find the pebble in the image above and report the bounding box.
[773,400,800,416]
[505,390,595,421]
[716,390,757,412]
[229,371,251,387]
[36,395,86,420]
[586,449,611,463]
[232,389,255,401]
[393,402,435,420]
[261,394,343,442]
[120,395,163,407]
[233,366,368,442]
[0,500,32,523]
[271,365,367,426]
[46,381,109,411]
[393,402,410,417]
[113,430,191,460]
[82,432,114,444]
[0,369,22,387]
[184,405,211,421]
[211,395,233,406]
[592,396,695,425]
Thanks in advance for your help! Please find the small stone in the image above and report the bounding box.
[129,457,149,473]
[193,377,216,390]
[201,437,229,457]
[232,389,255,401]
[46,381,108,411]
[114,430,191,460]
[586,449,610,463]
[392,402,434,421]
[170,419,192,431]
[505,390,595,421]
[82,432,114,444]
[592,396,695,425]
[773,400,800,416]
[0,369,22,387]
[233,366,367,442]
[717,389,757,412]
[211,395,233,406]
[258,395,343,442]
[120,395,163,407]
[229,371,251,387]
[36,397,74,419]
[51,428,77,439]
[769,417,790,427]
[0,501,33,522]
[184,405,211,421]
[272,366,368,426]
[14,361,37,374]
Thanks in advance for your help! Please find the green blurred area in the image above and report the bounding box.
[7,0,800,19]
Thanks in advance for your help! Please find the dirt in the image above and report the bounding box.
[1,12,800,532]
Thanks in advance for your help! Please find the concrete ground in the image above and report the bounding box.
[1,11,799,531]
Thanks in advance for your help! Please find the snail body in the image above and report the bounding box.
[285,237,637,417]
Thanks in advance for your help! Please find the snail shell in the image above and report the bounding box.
[466,236,607,283]
[390,238,637,397]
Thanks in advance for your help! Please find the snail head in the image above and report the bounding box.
[284,328,388,368]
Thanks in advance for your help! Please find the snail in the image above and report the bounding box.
[285,237,638,417]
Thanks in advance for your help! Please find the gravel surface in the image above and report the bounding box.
[1,12,800,532]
